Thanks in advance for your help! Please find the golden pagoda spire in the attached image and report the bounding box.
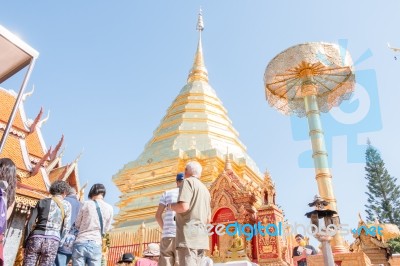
[113,9,265,230]
[187,8,208,83]
[225,148,232,171]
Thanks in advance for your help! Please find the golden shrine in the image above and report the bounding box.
[307,214,400,266]
[0,26,82,265]
[111,11,293,265]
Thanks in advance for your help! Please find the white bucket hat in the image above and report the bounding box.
[143,243,160,257]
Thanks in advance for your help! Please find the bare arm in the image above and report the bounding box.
[6,201,15,220]
[170,201,189,213]
[155,204,165,228]
[292,250,307,262]
[173,179,191,213]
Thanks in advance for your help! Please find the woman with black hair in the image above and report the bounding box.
[23,180,71,266]
[72,183,113,266]
[0,158,16,218]
[0,158,17,266]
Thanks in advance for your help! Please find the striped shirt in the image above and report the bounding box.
[159,188,179,238]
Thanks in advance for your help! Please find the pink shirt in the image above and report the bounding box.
[135,258,158,266]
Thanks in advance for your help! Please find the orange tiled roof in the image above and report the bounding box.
[0,132,29,171]
[0,132,48,192]
[48,163,79,192]
[0,88,80,200]
[49,166,67,183]
[0,89,28,132]
[25,130,45,158]
[0,133,49,197]
[19,167,48,192]
[66,168,78,188]
[16,186,49,200]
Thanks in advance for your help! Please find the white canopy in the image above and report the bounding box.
[0,24,39,83]
[0,24,39,154]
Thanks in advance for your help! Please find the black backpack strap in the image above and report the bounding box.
[93,200,104,237]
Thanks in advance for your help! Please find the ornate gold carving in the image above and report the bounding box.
[15,195,38,213]
[212,244,220,257]
[211,244,225,263]
[16,169,29,179]
[0,122,26,138]
[219,196,227,206]
[349,214,400,262]
[29,155,41,164]
[246,240,253,260]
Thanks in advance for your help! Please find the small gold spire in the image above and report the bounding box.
[187,8,208,83]
[225,147,232,170]
[196,7,204,31]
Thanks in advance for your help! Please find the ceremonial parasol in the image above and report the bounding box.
[264,42,356,253]
[264,42,355,117]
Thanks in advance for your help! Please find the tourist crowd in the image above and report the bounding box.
[4,158,317,266]
[0,157,116,266]
[0,158,213,266]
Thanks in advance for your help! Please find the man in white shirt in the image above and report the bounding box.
[72,183,113,266]
[155,173,184,266]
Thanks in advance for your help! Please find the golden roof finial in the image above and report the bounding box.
[187,8,208,83]
[225,147,232,170]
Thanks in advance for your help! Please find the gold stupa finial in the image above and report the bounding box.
[196,8,204,31]
[225,147,232,170]
[187,8,208,83]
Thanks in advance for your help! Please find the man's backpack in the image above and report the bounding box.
[0,181,9,235]
[58,223,79,254]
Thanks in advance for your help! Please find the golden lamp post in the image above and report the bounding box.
[264,42,356,253]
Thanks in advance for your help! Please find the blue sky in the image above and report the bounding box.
[1,1,400,245]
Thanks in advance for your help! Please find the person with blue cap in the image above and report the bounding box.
[155,173,184,266]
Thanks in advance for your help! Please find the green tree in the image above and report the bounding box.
[388,237,400,254]
[365,141,400,224]
[364,141,400,253]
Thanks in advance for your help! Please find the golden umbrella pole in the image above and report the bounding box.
[264,42,356,254]
[302,81,346,252]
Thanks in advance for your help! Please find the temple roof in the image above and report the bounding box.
[0,89,29,132]
[49,165,67,183]
[0,87,81,203]
[0,25,80,209]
